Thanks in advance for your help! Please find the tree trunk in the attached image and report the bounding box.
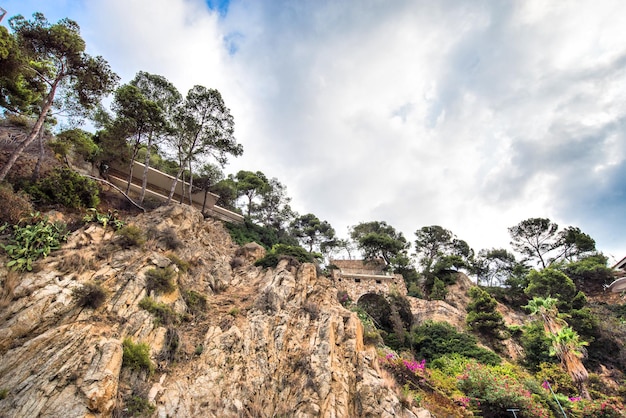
[0,79,59,182]
[187,159,194,205]
[139,134,153,203]
[32,128,45,181]
[167,167,183,204]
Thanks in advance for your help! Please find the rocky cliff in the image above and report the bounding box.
[0,204,432,418]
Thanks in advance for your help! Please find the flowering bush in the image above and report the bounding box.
[457,361,551,418]
[573,399,625,418]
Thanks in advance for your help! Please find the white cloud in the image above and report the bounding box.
[4,0,626,262]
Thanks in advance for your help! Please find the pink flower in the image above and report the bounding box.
[569,396,581,402]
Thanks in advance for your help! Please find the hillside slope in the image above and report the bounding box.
[0,204,432,418]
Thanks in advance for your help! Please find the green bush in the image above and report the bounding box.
[429,277,448,300]
[125,395,155,417]
[117,225,146,248]
[144,267,176,294]
[25,167,100,209]
[138,297,178,326]
[254,244,318,268]
[525,268,577,311]
[466,286,507,340]
[182,290,206,316]
[53,129,100,161]
[1,213,69,271]
[410,321,501,366]
[122,338,154,374]
[73,282,107,309]
[518,321,557,372]
[83,209,124,230]
[226,218,298,249]
[457,361,551,417]
[167,253,190,273]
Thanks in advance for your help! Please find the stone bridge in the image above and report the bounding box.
[330,259,407,303]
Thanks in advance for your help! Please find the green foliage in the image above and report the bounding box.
[254,243,318,268]
[122,338,154,374]
[350,221,409,266]
[0,388,8,400]
[144,267,176,294]
[51,128,100,161]
[535,362,577,396]
[466,286,507,340]
[473,248,519,287]
[429,277,448,300]
[556,253,614,292]
[83,208,124,230]
[0,182,33,225]
[290,213,335,253]
[25,167,100,208]
[138,297,178,326]
[116,224,146,248]
[226,218,297,249]
[410,321,501,365]
[1,213,68,271]
[72,282,107,309]
[572,398,625,418]
[167,253,189,273]
[457,361,552,417]
[125,395,156,417]
[525,268,577,311]
[519,321,557,372]
[182,290,207,316]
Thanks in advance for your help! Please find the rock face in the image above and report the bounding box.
[0,204,428,418]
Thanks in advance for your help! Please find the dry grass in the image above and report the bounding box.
[0,183,33,225]
[0,270,19,309]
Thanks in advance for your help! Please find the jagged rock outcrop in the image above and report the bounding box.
[0,204,431,418]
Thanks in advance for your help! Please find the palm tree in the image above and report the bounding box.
[525,297,591,399]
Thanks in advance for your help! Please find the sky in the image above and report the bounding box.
[3,0,626,264]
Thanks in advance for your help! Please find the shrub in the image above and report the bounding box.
[182,290,206,316]
[122,338,154,374]
[254,244,318,268]
[429,277,448,300]
[125,395,155,417]
[525,268,577,311]
[519,321,557,372]
[144,267,176,294]
[457,361,551,417]
[303,301,320,320]
[0,388,7,400]
[228,307,240,317]
[25,167,100,209]
[167,253,190,273]
[571,398,624,418]
[73,282,108,309]
[1,213,69,271]
[0,183,33,225]
[160,227,182,250]
[138,297,178,326]
[410,321,501,366]
[57,253,97,274]
[337,290,351,306]
[55,129,100,161]
[230,256,245,269]
[117,225,146,248]
[82,209,124,230]
[226,218,298,249]
[466,286,507,340]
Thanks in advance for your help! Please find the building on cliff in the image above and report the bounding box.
[330,259,407,302]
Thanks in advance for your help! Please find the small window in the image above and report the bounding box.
[354,278,361,283]
[375,279,382,284]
